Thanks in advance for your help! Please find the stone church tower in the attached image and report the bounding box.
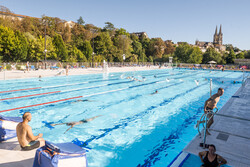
[213,25,223,45]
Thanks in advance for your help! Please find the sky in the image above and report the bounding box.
[1,0,250,50]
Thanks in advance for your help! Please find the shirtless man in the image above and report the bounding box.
[50,115,102,134]
[16,112,45,151]
[204,88,224,134]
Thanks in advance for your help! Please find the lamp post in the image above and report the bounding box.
[90,29,98,68]
[123,54,126,66]
[92,51,95,68]
[121,35,126,66]
[44,19,47,69]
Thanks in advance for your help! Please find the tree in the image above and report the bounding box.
[164,42,175,55]
[226,48,236,64]
[103,22,115,32]
[93,32,113,58]
[187,47,202,64]
[78,40,93,61]
[53,34,68,61]
[14,30,28,61]
[174,43,192,63]
[236,52,245,59]
[147,38,165,60]
[130,34,144,62]
[67,45,87,62]
[202,47,222,64]
[77,16,85,25]
[0,26,28,62]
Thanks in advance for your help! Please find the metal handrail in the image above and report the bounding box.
[196,107,218,148]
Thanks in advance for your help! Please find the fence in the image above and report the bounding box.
[0,61,249,72]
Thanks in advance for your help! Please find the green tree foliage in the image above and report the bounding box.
[53,34,68,61]
[236,52,245,59]
[174,43,202,63]
[94,32,113,57]
[78,40,93,61]
[0,26,28,62]
[68,45,87,62]
[77,16,85,25]
[244,51,250,59]
[126,54,138,63]
[94,54,104,63]
[187,47,202,64]
[164,42,176,55]
[202,47,222,64]
[147,38,165,60]
[174,43,192,63]
[226,48,236,64]
[130,34,145,62]
[103,22,115,32]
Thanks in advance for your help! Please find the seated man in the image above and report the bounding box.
[16,112,45,151]
[199,144,227,167]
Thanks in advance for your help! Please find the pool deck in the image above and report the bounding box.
[0,137,36,167]
[0,66,164,80]
[183,78,250,167]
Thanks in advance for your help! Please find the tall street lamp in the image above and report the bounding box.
[44,19,47,69]
[121,35,126,66]
[90,29,98,68]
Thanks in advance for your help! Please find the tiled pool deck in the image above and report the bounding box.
[183,78,250,167]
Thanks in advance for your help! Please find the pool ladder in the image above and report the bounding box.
[196,107,218,148]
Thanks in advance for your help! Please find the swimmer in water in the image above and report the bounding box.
[195,80,199,86]
[71,99,92,104]
[50,115,102,134]
[38,75,42,81]
[151,90,158,95]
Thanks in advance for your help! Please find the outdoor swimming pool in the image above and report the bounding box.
[0,69,243,167]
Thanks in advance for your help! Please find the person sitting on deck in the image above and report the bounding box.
[16,112,45,151]
[203,88,224,135]
[199,144,227,167]
[50,115,102,134]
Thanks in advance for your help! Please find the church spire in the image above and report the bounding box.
[215,26,218,35]
[219,25,222,35]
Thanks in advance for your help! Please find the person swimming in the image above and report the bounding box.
[50,115,102,134]
[70,99,92,104]
[38,75,42,81]
[195,80,199,86]
[151,90,158,95]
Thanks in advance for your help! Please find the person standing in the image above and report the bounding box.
[204,88,224,134]
[26,61,29,72]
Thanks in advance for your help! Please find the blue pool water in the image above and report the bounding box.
[0,69,242,167]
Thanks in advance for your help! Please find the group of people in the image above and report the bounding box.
[15,83,227,166]
[126,76,146,82]
[197,87,227,166]
[16,112,101,151]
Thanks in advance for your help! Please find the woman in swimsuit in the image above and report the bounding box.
[199,144,227,167]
